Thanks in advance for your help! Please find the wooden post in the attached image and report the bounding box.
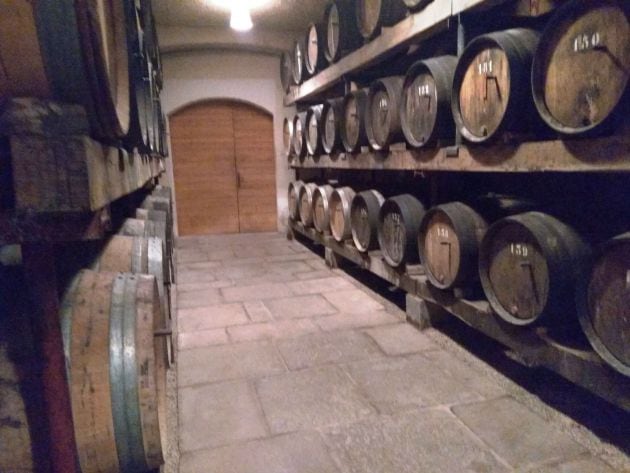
[22,243,79,473]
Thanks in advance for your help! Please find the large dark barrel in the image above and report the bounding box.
[305,23,327,76]
[532,0,630,136]
[313,184,335,233]
[378,194,427,267]
[366,76,405,150]
[355,0,409,41]
[341,89,370,153]
[299,183,318,227]
[288,180,305,221]
[0,0,132,140]
[322,98,345,154]
[418,202,488,290]
[280,51,294,92]
[306,105,325,156]
[479,212,590,326]
[351,189,385,252]
[324,0,364,63]
[292,112,308,159]
[330,187,356,242]
[576,233,630,376]
[403,0,434,10]
[401,56,458,148]
[452,28,540,143]
[283,117,295,160]
[292,38,307,85]
[60,270,166,473]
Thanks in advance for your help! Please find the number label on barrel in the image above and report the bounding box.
[379,97,389,110]
[418,84,431,97]
[436,226,449,238]
[510,243,529,257]
[573,32,601,52]
[477,59,494,75]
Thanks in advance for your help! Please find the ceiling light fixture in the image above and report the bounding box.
[230,5,253,31]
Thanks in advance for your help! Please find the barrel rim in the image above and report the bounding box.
[341,89,369,153]
[351,189,385,252]
[288,180,305,220]
[292,113,308,158]
[292,38,306,85]
[312,184,335,232]
[321,98,345,154]
[330,186,356,241]
[305,105,324,156]
[366,76,405,151]
[283,116,295,158]
[377,194,425,267]
[304,22,325,76]
[298,182,318,226]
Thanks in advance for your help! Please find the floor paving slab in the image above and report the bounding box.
[364,323,437,355]
[294,269,336,280]
[243,301,273,322]
[177,287,224,309]
[176,269,217,285]
[179,328,229,350]
[178,303,248,332]
[287,276,354,295]
[227,319,320,343]
[222,282,294,302]
[314,311,401,332]
[264,294,338,320]
[322,289,384,313]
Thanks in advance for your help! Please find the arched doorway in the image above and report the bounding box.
[169,100,277,235]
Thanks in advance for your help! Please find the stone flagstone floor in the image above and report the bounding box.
[170,232,629,473]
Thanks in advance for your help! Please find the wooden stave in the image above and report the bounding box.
[366,76,405,150]
[324,0,364,63]
[341,89,370,153]
[322,98,345,154]
[292,38,307,85]
[292,112,308,158]
[377,194,426,267]
[280,51,294,92]
[401,55,458,148]
[305,22,327,76]
[355,0,409,41]
[351,189,386,252]
[479,211,591,326]
[330,187,357,242]
[312,184,336,233]
[402,0,434,10]
[283,117,295,159]
[306,104,325,156]
[298,183,318,227]
[288,180,305,220]
[451,28,541,143]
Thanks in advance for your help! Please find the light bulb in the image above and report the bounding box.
[230,5,253,31]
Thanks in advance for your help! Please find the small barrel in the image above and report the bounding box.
[120,218,171,284]
[280,51,294,92]
[378,194,427,267]
[292,112,308,158]
[324,0,364,63]
[479,212,590,326]
[141,195,174,272]
[418,202,488,289]
[403,0,434,10]
[305,23,326,76]
[355,0,409,41]
[313,184,335,233]
[452,28,540,143]
[283,117,294,159]
[366,76,405,150]
[576,233,630,376]
[351,189,386,252]
[288,181,305,221]
[306,105,325,156]
[330,187,357,242]
[299,183,318,227]
[341,89,370,153]
[61,270,166,473]
[322,98,345,154]
[292,38,307,85]
[532,0,630,135]
[401,56,458,148]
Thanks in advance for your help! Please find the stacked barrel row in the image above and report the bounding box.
[283,0,629,160]
[289,180,629,377]
[0,0,168,156]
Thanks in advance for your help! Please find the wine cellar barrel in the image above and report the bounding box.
[283,117,294,159]
[532,0,630,135]
[341,89,369,152]
[576,233,630,376]
[292,112,308,158]
[299,182,318,227]
[306,105,324,156]
[479,212,590,326]
[322,98,345,154]
[330,187,356,242]
[288,180,305,221]
[418,202,488,290]
[120,218,171,284]
[324,0,364,63]
[292,38,307,85]
[305,23,326,76]
[378,194,427,267]
[60,270,165,473]
[351,189,386,252]
[142,195,174,259]
[401,56,458,148]
[366,76,405,150]
[355,0,409,41]
[312,184,335,233]
[280,51,294,92]
[452,28,540,143]
[403,0,433,10]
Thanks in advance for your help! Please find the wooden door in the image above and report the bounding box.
[169,100,277,236]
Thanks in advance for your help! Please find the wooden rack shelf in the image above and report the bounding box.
[289,220,630,411]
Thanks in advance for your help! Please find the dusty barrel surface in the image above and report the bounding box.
[341,89,370,152]
[60,270,166,473]
[324,0,364,63]
[351,189,385,252]
[576,233,630,376]
[378,194,427,267]
[299,183,318,227]
[418,202,488,290]
[280,51,294,92]
[401,56,458,148]
[292,112,308,158]
[322,98,345,154]
[288,181,305,221]
[452,28,540,143]
[283,117,295,159]
[403,0,434,10]
[355,0,408,41]
[532,0,630,135]
[479,212,590,326]
[313,184,336,233]
[306,105,325,156]
[292,38,307,85]
[330,187,357,242]
[366,76,405,150]
[305,23,326,75]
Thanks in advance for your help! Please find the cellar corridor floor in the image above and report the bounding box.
[171,232,628,473]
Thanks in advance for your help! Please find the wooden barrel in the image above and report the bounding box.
[283,117,295,159]
[305,23,326,76]
[532,0,630,135]
[366,76,405,150]
[418,202,488,290]
[452,28,540,143]
[324,0,364,63]
[378,194,426,267]
[403,0,434,10]
[330,187,356,242]
[141,195,174,258]
[0,0,132,140]
[306,105,325,156]
[479,212,590,326]
[120,218,171,284]
[298,183,318,227]
[341,89,369,153]
[152,185,173,202]
[280,51,294,92]
[288,181,305,221]
[292,38,307,85]
[355,0,408,41]
[322,98,345,154]
[292,112,308,158]
[576,233,630,375]
[60,270,165,473]
[313,184,335,233]
[401,56,458,148]
[351,189,385,252]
